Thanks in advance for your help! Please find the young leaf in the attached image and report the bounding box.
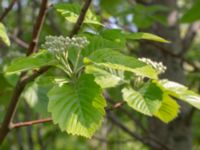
[6,50,56,74]
[55,3,102,25]
[84,49,158,79]
[48,74,106,138]
[122,82,163,116]
[125,32,170,43]
[154,94,180,123]
[157,79,200,109]
[85,64,125,88]
[0,22,10,46]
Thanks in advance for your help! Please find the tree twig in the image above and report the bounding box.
[0,0,93,144]
[69,0,92,37]
[0,0,18,21]
[11,118,52,129]
[181,22,200,56]
[0,0,49,144]
[107,113,171,150]
[26,0,48,55]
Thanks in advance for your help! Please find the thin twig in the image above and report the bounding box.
[11,118,52,129]
[0,0,17,21]
[69,0,92,37]
[107,113,171,150]
[10,100,125,129]
[146,41,200,71]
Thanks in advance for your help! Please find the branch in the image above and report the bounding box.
[9,100,125,129]
[181,22,200,55]
[0,0,17,21]
[0,0,49,144]
[26,0,48,55]
[146,41,200,71]
[69,0,92,37]
[11,118,52,129]
[0,0,93,144]
[107,113,171,150]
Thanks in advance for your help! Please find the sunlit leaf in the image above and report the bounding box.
[85,64,125,88]
[84,49,158,79]
[126,32,170,43]
[6,50,56,74]
[122,82,163,116]
[0,22,10,46]
[157,79,200,109]
[48,74,106,138]
[154,94,180,123]
[55,3,102,25]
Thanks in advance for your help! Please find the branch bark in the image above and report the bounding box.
[69,0,92,37]
[0,0,17,21]
[0,0,48,144]
[0,0,93,144]
[11,118,52,129]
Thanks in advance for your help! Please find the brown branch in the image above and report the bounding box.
[0,0,93,144]
[26,0,48,55]
[0,0,49,144]
[69,0,92,37]
[9,100,125,129]
[0,0,17,21]
[11,118,52,129]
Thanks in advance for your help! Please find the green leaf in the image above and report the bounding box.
[23,82,49,116]
[125,32,170,43]
[82,35,124,56]
[85,65,125,88]
[122,82,163,116]
[6,50,56,74]
[0,22,10,46]
[100,29,126,45]
[157,80,200,109]
[181,0,200,23]
[154,94,180,123]
[48,74,106,138]
[55,3,102,25]
[84,49,158,79]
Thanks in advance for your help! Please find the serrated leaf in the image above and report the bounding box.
[82,36,124,56]
[157,79,200,109]
[0,22,10,46]
[84,49,158,79]
[125,32,170,43]
[6,50,56,74]
[85,65,125,88]
[154,94,180,123]
[55,3,102,25]
[181,0,200,23]
[48,74,106,138]
[122,82,163,116]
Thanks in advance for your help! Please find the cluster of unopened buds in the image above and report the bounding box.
[138,57,167,74]
[42,35,89,54]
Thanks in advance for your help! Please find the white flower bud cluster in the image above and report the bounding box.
[42,36,89,54]
[138,57,167,74]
